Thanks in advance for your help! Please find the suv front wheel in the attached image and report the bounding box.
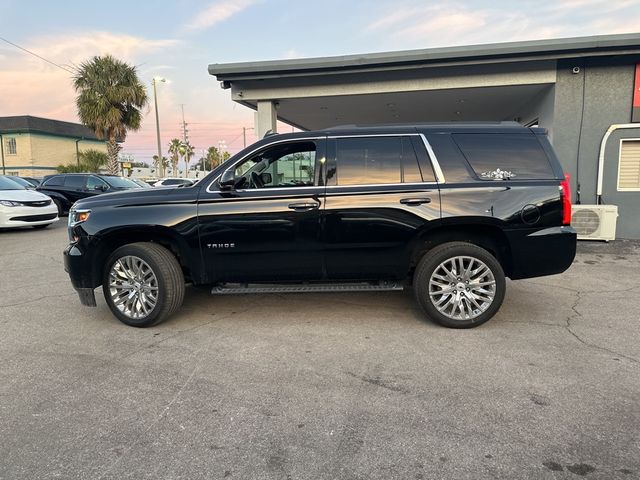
[102,242,185,327]
[414,241,506,328]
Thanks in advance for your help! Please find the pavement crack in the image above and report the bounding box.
[564,291,640,365]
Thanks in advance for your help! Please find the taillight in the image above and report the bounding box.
[560,173,572,225]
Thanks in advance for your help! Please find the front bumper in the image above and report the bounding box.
[64,242,97,307]
[508,226,577,280]
[0,204,58,228]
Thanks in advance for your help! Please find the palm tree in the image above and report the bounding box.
[183,142,195,172]
[168,138,183,176]
[74,55,148,175]
[79,149,108,173]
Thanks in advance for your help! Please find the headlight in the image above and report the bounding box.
[0,200,21,207]
[68,208,91,227]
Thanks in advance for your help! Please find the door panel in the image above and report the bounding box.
[322,134,441,280]
[197,137,326,284]
[323,185,440,279]
[198,188,324,282]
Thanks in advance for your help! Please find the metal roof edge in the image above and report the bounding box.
[209,33,640,79]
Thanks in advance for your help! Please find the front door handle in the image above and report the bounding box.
[400,197,431,206]
[288,202,319,211]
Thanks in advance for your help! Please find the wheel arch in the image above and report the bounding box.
[409,219,514,279]
[90,226,199,287]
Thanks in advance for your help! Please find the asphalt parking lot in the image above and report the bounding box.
[1,219,639,480]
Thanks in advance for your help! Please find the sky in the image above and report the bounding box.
[1,0,639,166]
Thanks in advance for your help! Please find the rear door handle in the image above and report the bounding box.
[288,202,319,211]
[400,197,431,206]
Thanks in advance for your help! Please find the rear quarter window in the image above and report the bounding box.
[453,133,555,180]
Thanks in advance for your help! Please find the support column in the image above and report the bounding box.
[255,100,278,139]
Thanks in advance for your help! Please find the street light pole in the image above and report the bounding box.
[152,77,166,177]
[242,127,254,148]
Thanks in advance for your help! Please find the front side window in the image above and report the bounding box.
[87,176,109,190]
[231,141,317,189]
[5,138,17,155]
[334,136,424,186]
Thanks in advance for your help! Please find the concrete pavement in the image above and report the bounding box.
[1,220,639,479]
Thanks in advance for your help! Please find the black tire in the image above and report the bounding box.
[102,242,185,327]
[32,224,50,229]
[52,198,64,217]
[413,241,506,329]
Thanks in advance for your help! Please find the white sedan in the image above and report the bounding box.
[0,176,58,229]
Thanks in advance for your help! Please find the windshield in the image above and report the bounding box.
[0,176,26,190]
[7,176,33,188]
[104,176,139,188]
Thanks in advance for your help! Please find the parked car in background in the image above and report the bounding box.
[2,175,36,190]
[37,173,141,216]
[153,178,194,188]
[0,176,58,229]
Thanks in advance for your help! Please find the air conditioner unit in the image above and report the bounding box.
[571,205,618,241]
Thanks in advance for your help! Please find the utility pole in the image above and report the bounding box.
[180,104,189,144]
[152,77,166,177]
[242,127,254,148]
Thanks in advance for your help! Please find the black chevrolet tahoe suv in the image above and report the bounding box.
[64,123,576,329]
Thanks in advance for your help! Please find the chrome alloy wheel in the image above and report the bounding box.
[108,255,159,319]
[428,256,496,321]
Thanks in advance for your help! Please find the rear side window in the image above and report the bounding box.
[63,176,87,188]
[453,133,555,180]
[335,136,425,185]
[43,176,64,186]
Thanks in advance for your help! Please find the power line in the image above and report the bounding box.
[0,36,75,74]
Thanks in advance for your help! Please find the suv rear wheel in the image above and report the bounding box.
[102,242,185,327]
[414,241,505,328]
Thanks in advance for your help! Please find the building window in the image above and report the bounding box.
[5,137,17,155]
[618,139,640,191]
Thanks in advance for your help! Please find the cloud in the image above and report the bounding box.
[283,48,302,59]
[365,0,640,47]
[184,0,257,32]
[0,32,178,122]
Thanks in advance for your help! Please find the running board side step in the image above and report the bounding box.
[211,281,404,295]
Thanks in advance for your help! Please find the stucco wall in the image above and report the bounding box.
[2,132,32,174]
[553,58,640,239]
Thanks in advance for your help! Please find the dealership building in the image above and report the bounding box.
[209,33,640,239]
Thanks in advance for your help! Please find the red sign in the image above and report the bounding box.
[633,64,640,122]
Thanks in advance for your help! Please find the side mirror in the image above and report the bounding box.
[260,172,272,185]
[94,184,106,191]
[219,170,236,190]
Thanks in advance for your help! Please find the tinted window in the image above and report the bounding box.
[336,136,425,186]
[43,175,64,187]
[87,176,109,190]
[164,179,181,185]
[453,133,555,180]
[63,176,87,188]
